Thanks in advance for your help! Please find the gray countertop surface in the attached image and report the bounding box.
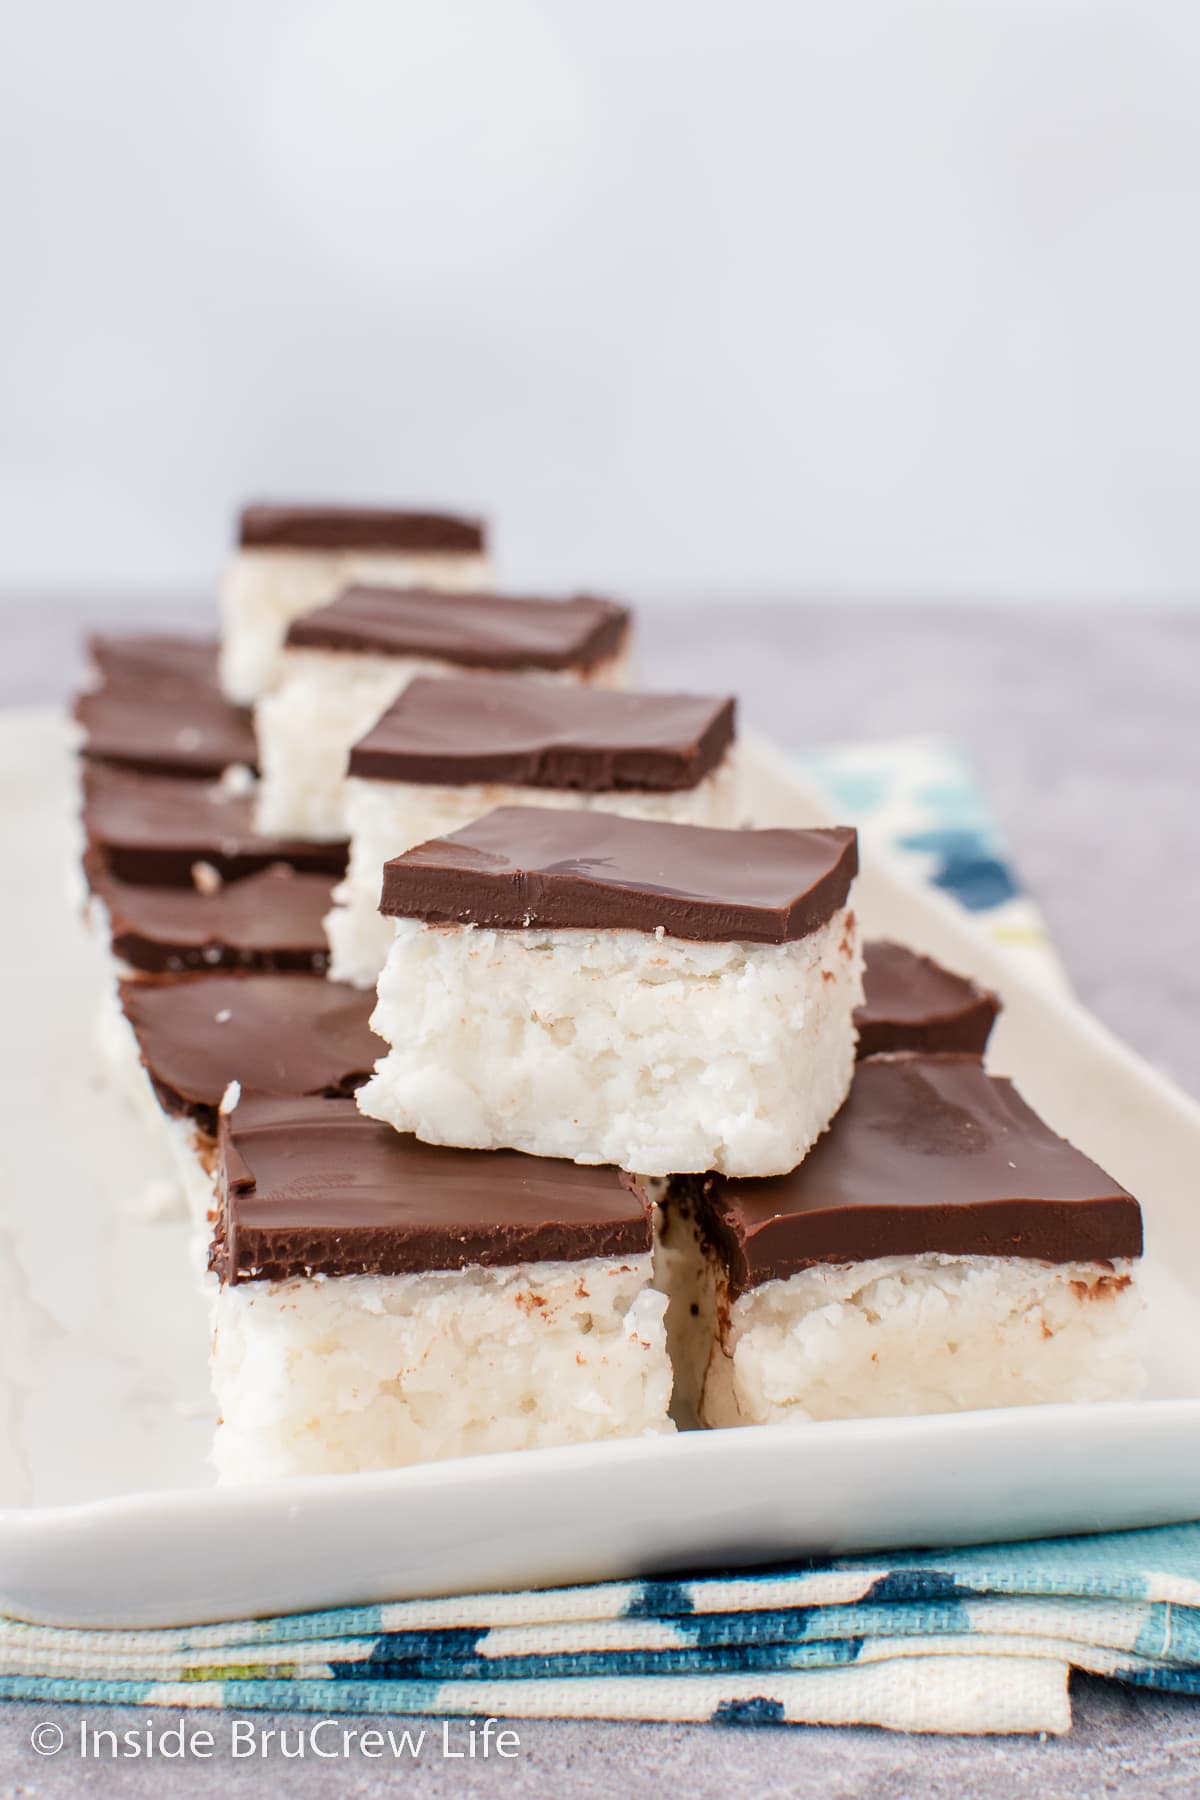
[2,596,1199,1794]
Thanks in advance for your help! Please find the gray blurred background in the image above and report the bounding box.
[4,0,1200,611]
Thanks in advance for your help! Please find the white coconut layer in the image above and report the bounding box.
[358,902,862,1178]
[700,1252,1144,1427]
[326,755,741,988]
[210,1253,673,1480]
[255,644,634,842]
[218,547,492,705]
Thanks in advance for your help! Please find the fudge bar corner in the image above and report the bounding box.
[206,1094,674,1480]
[666,1051,1145,1430]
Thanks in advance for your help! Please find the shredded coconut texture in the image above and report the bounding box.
[359,902,862,1177]
[700,1252,1144,1425]
[211,1254,673,1480]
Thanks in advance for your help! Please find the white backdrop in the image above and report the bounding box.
[3,0,1200,602]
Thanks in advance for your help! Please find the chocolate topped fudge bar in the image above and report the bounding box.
[685,1053,1143,1427]
[76,634,257,779]
[327,679,739,986]
[87,857,334,975]
[359,807,862,1177]
[82,763,347,886]
[856,940,1001,1059]
[220,502,491,704]
[104,973,380,1225]
[209,1095,673,1479]
[255,587,635,841]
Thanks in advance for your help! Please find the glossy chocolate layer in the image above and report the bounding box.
[857,940,1000,1058]
[82,763,347,886]
[75,635,257,778]
[349,677,736,789]
[287,586,630,672]
[212,1094,651,1284]
[119,974,382,1125]
[89,858,333,974]
[238,503,485,554]
[700,1054,1142,1294]
[380,806,857,944]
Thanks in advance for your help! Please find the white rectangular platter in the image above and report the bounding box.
[2,710,1199,1627]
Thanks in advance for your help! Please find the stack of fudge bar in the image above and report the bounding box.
[75,498,1146,1486]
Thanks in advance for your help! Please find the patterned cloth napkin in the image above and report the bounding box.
[3,740,1190,1736]
[5,1527,1200,1735]
[794,734,1071,993]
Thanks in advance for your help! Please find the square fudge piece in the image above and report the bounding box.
[209,1094,673,1479]
[76,634,258,779]
[856,940,1000,1059]
[219,503,490,704]
[86,856,335,976]
[81,762,347,887]
[103,973,382,1228]
[358,806,862,1178]
[327,677,738,987]
[683,1053,1144,1428]
[254,586,635,841]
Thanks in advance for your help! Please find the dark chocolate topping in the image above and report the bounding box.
[75,635,257,779]
[211,1094,651,1284]
[118,974,382,1125]
[238,503,485,555]
[856,940,1000,1059]
[88,857,334,975]
[702,1054,1142,1294]
[286,586,630,673]
[349,677,736,790]
[82,763,347,886]
[380,806,858,944]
